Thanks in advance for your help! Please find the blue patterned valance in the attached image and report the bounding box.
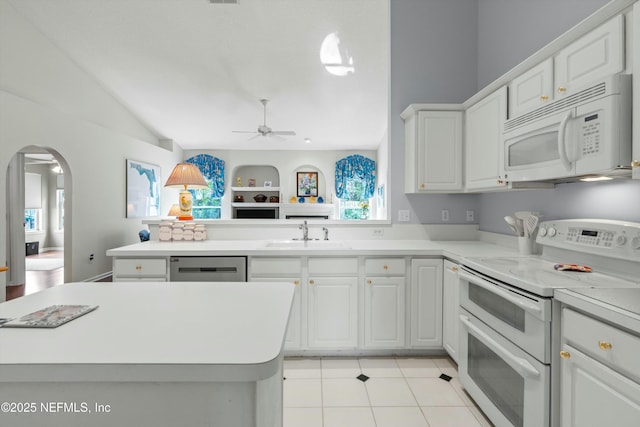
[335,154,376,200]
[185,154,225,197]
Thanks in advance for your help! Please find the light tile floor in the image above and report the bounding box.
[283,356,493,427]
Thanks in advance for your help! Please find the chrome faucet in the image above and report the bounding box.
[299,220,309,241]
[322,227,329,240]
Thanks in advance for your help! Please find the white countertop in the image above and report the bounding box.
[106,239,519,261]
[0,282,295,382]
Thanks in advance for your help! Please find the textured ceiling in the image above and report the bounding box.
[10,0,389,151]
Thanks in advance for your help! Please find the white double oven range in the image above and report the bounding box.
[457,219,640,427]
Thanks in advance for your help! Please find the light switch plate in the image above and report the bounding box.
[466,210,475,222]
[441,210,450,222]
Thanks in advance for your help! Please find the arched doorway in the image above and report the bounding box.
[5,146,72,300]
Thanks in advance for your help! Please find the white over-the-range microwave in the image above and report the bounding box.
[503,74,632,182]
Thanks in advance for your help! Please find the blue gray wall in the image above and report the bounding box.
[390,0,640,232]
[390,0,479,225]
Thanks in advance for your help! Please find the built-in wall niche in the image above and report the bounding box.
[231,165,280,219]
[290,166,326,201]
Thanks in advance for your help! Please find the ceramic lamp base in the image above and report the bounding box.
[178,190,193,220]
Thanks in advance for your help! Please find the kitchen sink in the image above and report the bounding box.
[262,240,351,249]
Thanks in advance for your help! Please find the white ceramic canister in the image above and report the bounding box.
[171,222,185,241]
[159,221,173,241]
[194,224,207,241]
[184,222,197,241]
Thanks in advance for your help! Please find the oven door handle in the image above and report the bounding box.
[458,270,542,315]
[460,314,540,379]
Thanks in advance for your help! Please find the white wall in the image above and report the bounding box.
[0,1,183,299]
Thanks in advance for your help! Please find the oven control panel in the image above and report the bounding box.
[537,219,640,260]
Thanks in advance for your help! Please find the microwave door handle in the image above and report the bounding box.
[558,110,574,171]
[458,270,542,315]
[460,314,541,379]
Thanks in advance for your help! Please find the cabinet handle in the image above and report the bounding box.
[497,179,504,185]
[383,264,389,270]
[293,280,299,286]
[367,279,373,285]
[420,183,425,189]
[557,86,566,93]
[540,95,549,101]
[451,266,458,272]
[560,350,571,359]
[309,280,315,285]
[598,341,613,350]
[135,265,142,271]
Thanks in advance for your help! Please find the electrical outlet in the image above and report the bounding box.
[466,210,475,222]
[398,210,410,222]
[89,253,94,264]
[441,210,450,222]
[372,228,385,238]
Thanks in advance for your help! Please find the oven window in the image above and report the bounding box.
[469,283,525,332]
[469,334,524,427]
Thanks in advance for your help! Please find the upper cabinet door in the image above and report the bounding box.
[509,58,554,118]
[464,86,508,191]
[554,15,625,96]
[404,110,463,193]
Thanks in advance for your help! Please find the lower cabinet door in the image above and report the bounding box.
[410,259,443,348]
[561,344,640,427]
[250,277,302,350]
[442,260,460,362]
[364,276,405,348]
[307,277,358,348]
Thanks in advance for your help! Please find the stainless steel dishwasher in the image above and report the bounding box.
[169,256,247,282]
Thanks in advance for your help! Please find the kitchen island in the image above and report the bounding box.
[0,282,295,427]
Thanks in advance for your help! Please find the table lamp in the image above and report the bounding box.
[164,163,208,220]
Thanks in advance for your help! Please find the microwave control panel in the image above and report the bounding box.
[580,112,602,157]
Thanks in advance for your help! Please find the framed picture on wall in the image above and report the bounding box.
[297,172,318,197]
[126,159,161,218]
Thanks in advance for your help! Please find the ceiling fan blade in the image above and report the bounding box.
[270,131,296,136]
[232,130,258,134]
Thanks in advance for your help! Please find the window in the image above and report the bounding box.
[185,154,225,219]
[25,209,42,231]
[56,189,65,230]
[335,154,376,220]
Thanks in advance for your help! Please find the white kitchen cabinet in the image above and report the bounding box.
[464,87,508,191]
[442,260,460,363]
[112,257,169,282]
[509,59,554,118]
[508,15,625,120]
[554,15,625,98]
[249,257,302,349]
[307,258,358,349]
[402,107,463,193]
[363,258,406,349]
[560,308,640,427]
[409,258,443,348]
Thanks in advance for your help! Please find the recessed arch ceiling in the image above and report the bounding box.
[9,0,389,151]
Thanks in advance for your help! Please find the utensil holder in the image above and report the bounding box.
[518,236,534,255]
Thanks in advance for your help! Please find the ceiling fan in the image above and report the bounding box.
[233,99,296,138]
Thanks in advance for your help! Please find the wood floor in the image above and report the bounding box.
[6,250,64,301]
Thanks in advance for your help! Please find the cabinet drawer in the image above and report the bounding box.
[250,257,301,276]
[563,308,640,382]
[308,257,358,275]
[114,258,167,277]
[364,258,405,275]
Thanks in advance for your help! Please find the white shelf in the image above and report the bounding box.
[232,203,280,208]
[231,186,279,192]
